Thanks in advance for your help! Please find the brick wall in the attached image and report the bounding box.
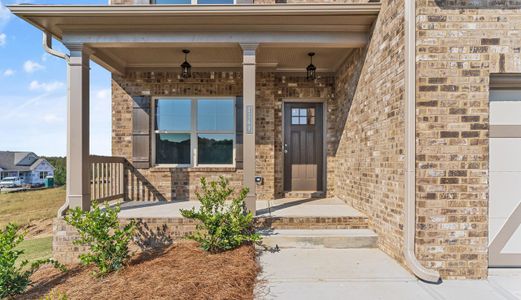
[415,0,521,279]
[53,217,198,264]
[112,71,336,200]
[333,0,407,271]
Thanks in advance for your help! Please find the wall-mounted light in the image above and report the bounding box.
[181,49,192,78]
[306,52,317,80]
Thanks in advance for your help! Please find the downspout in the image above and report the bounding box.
[42,31,71,217]
[404,0,441,283]
[43,32,69,62]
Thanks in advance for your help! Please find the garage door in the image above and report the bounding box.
[489,75,521,267]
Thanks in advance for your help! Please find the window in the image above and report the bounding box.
[291,108,316,125]
[154,0,234,4]
[39,171,48,179]
[154,98,235,167]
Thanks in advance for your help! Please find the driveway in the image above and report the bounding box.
[256,248,521,300]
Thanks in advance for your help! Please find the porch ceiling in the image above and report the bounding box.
[9,3,380,74]
[97,45,354,73]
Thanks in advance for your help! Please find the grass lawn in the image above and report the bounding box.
[17,236,53,263]
[0,186,65,228]
[0,187,64,266]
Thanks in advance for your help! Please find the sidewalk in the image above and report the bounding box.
[256,248,521,300]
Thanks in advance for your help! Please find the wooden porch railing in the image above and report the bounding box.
[90,155,126,202]
[90,155,165,203]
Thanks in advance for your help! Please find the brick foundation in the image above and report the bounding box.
[53,217,198,264]
[53,214,367,264]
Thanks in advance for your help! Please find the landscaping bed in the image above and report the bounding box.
[18,241,260,300]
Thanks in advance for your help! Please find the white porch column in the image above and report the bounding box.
[66,45,91,211]
[241,43,258,214]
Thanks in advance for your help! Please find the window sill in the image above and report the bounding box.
[150,166,237,173]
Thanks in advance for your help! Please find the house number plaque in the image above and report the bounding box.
[246,105,254,134]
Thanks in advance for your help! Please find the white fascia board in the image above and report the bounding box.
[63,31,369,48]
[8,4,381,16]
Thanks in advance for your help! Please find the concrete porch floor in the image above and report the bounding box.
[118,197,362,219]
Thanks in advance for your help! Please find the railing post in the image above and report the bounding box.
[123,162,129,201]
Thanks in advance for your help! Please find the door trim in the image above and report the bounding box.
[282,98,327,193]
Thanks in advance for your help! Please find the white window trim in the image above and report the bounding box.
[152,0,237,5]
[152,96,236,168]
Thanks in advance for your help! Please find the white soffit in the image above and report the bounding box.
[8,4,381,37]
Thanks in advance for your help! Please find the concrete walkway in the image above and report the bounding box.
[256,248,521,300]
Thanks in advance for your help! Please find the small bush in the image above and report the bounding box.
[180,177,261,253]
[40,290,68,300]
[0,223,65,299]
[65,202,135,277]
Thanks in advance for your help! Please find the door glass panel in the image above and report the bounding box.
[290,107,316,125]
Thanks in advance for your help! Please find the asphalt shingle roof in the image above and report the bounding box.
[0,151,45,172]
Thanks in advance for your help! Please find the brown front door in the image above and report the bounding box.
[284,102,324,192]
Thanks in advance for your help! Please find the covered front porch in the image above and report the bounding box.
[10,3,380,215]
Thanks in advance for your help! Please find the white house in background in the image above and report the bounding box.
[0,151,54,186]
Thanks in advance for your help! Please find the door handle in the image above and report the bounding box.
[284,144,288,154]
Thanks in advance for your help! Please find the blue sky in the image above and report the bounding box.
[0,0,111,156]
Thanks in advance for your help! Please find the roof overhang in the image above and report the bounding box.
[9,4,381,74]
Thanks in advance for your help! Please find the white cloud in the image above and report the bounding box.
[2,68,13,76]
[95,89,111,100]
[0,33,5,46]
[29,80,64,92]
[23,60,44,73]
[41,113,63,124]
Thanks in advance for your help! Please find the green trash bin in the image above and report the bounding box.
[44,176,54,188]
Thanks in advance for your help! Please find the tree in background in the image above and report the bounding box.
[42,157,66,186]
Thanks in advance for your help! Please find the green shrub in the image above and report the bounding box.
[65,202,135,277]
[0,223,65,299]
[180,177,261,253]
[40,290,68,300]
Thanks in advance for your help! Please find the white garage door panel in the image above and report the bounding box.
[489,84,521,267]
[489,138,521,172]
[489,171,521,219]
[489,218,504,245]
[490,101,521,125]
[503,226,521,253]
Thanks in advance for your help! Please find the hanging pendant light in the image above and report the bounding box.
[306,52,317,80]
[181,49,192,78]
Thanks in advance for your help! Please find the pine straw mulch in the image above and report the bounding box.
[18,241,260,300]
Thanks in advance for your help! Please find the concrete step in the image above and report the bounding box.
[259,229,378,249]
[283,191,325,199]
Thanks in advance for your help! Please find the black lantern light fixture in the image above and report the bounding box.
[306,52,317,80]
[181,49,192,78]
